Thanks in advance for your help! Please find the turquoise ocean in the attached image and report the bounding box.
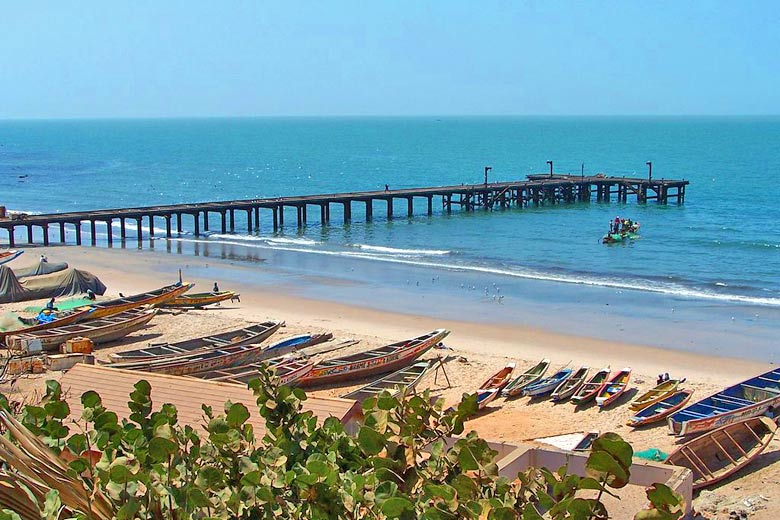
[1,117,779,360]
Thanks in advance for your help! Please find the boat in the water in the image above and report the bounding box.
[298,329,450,387]
[668,368,780,436]
[0,250,23,265]
[161,291,239,309]
[502,359,550,397]
[665,416,777,490]
[595,368,631,407]
[6,308,157,352]
[551,366,589,402]
[341,360,434,402]
[630,379,681,411]
[108,321,283,362]
[192,356,315,386]
[523,367,573,397]
[78,282,193,320]
[0,307,95,344]
[627,389,694,428]
[571,367,611,405]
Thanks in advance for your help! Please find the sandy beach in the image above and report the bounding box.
[2,245,778,519]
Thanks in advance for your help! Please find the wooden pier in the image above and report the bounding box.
[0,174,688,247]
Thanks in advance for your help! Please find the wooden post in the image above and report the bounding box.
[387,198,393,218]
[254,207,260,229]
[427,195,433,215]
[106,221,113,245]
[279,206,285,226]
[296,206,303,227]
[343,201,351,223]
[301,205,307,225]
[246,209,253,233]
[326,204,330,222]
[407,197,413,217]
[7,227,14,247]
[165,216,172,237]
[273,207,279,230]
[148,215,154,237]
[90,220,97,244]
[135,218,142,243]
[221,211,227,234]
[26,225,33,244]
[204,211,210,231]
[59,222,66,243]
[176,213,182,233]
[75,222,82,245]
[229,209,235,232]
[193,212,200,235]
[42,224,49,246]
[320,204,327,224]
[445,194,452,213]
[120,218,126,239]
[365,199,373,220]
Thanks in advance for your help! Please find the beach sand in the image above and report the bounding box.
[2,245,778,519]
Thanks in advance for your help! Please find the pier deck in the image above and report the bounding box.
[1,174,688,247]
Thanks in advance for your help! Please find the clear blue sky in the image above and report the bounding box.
[2,1,778,118]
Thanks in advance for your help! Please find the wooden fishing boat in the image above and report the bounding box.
[665,416,777,490]
[523,367,573,397]
[627,389,694,428]
[476,388,500,410]
[502,359,550,397]
[571,367,610,405]
[107,321,283,362]
[78,282,194,320]
[629,379,681,411]
[480,363,516,391]
[0,307,95,344]
[595,368,631,407]
[6,308,158,352]
[668,368,780,436]
[298,329,450,388]
[191,356,315,386]
[551,366,589,402]
[341,360,433,402]
[161,291,239,309]
[264,333,332,352]
[107,342,269,376]
[0,250,23,265]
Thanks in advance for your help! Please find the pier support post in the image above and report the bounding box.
[279,206,285,227]
[75,222,82,245]
[7,227,14,247]
[176,213,182,233]
[326,203,330,222]
[135,218,143,243]
[387,198,393,219]
[42,225,49,246]
[427,195,433,215]
[220,211,227,234]
[445,194,452,213]
[147,216,155,237]
[165,216,172,238]
[246,209,253,233]
[120,219,126,239]
[106,221,113,245]
[296,206,302,228]
[365,199,373,221]
[302,205,307,225]
[26,225,33,244]
[272,207,279,230]
[59,222,66,243]
[320,204,327,224]
[407,197,413,217]
[193,213,200,235]
[204,211,210,231]
[229,209,235,232]
[343,202,351,223]
[254,207,260,230]
[89,220,97,244]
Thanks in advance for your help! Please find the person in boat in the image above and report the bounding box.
[43,298,57,312]
[40,254,48,263]
[85,289,96,301]
[37,309,57,324]
[213,282,220,293]
[614,216,620,230]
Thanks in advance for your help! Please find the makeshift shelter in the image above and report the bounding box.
[13,260,69,279]
[0,265,106,304]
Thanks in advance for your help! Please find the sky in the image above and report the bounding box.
[1,1,779,118]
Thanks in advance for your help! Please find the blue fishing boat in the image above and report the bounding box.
[668,368,780,436]
[627,389,694,428]
[265,333,332,351]
[523,367,573,397]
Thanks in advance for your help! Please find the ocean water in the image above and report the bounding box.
[2,116,779,308]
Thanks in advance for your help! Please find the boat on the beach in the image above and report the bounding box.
[571,367,611,405]
[535,430,600,452]
[524,367,574,397]
[0,250,23,265]
[551,366,589,402]
[480,363,516,391]
[107,342,270,376]
[161,290,239,309]
[595,368,631,407]
[191,356,315,386]
[341,359,434,402]
[107,321,283,362]
[0,307,95,344]
[667,368,780,436]
[78,281,193,320]
[630,379,681,411]
[264,333,332,352]
[5,308,158,352]
[665,416,777,490]
[502,359,550,397]
[297,329,450,388]
[476,388,501,410]
[627,389,694,428]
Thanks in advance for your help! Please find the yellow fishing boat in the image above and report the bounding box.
[161,290,239,309]
[629,379,680,411]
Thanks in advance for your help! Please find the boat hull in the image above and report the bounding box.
[595,369,631,407]
[502,359,550,397]
[162,291,239,308]
[627,389,694,428]
[81,282,193,320]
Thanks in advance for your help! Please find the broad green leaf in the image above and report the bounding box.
[358,426,386,456]
[226,402,250,428]
[381,496,414,517]
[81,390,101,408]
[148,436,177,462]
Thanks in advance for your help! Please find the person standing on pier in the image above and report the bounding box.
[385,184,389,191]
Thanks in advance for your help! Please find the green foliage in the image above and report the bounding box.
[0,367,685,519]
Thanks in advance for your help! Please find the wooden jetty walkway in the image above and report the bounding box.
[1,174,688,247]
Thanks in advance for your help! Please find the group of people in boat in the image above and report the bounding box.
[608,216,639,235]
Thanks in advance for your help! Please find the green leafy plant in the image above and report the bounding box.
[0,366,685,519]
